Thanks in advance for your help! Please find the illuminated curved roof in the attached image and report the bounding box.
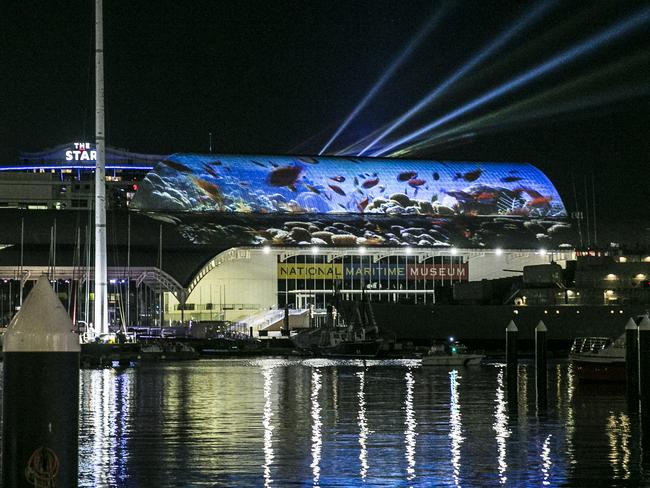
[132,153,566,218]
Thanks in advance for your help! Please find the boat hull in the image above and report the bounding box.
[571,358,626,382]
[321,340,381,359]
[421,354,484,366]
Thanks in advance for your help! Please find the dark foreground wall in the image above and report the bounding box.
[365,302,649,348]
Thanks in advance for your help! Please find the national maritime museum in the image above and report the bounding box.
[0,145,582,334]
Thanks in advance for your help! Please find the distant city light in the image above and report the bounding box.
[263,245,271,254]
[311,246,319,254]
[495,248,503,256]
[358,246,367,255]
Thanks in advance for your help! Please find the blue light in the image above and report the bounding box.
[357,1,557,155]
[0,165,153,171]
[375,4,650,156]
[318,5,448,155]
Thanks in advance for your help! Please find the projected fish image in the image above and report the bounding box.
[131,154,572,248]
[132,154,565,217]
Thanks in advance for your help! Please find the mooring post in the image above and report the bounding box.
[535,320,548,411]
[638,314,650,445]
[625,317,639,413]
[283,302,290,336]
[2,276,80,488]
[506,320,518,409]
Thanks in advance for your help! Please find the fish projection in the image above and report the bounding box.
[131,154,573,249]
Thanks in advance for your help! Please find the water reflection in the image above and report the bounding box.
[0,359,643,486]
[78,368,131,487]
[564,362,576,471]
[262,367,275,488]
[607,413,632,480]
[356,370,370,480]
[448,369,463,487]
[310,369,323,486]
[493,367,510,485]
[541,434,552,486]
[404,369,417,482]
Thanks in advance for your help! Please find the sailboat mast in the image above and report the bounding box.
[94,0,108,335]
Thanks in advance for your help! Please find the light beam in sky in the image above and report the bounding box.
[373,4,650,157]
[318,4,449,156]
[358,1,556,155]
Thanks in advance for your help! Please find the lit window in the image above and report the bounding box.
[606,274,617,280]
[619,257,627,263]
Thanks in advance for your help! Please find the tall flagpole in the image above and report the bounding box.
[94,0,108,335]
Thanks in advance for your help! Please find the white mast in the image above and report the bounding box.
[94,0,108,335]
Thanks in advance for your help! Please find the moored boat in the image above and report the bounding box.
[421,341,484,366]
[569,335,625,382]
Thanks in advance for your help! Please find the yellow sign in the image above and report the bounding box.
[278,263,343,279]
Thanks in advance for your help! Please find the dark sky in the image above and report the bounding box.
[2,1,649,238]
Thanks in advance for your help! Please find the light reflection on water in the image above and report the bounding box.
[356,370,369,480]
[261,366,274,488]
[1,359,648,486]
[310,368,322,486]
[448,369,462,487]
[403,369,417,483]
[493,366,510,485]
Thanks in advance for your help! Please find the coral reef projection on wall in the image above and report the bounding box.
[131,154,573,249]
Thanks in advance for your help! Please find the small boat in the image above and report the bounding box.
[322,339,382,359]
[138,342,200,361]
[421,341,484,366]
[569,335,625,382]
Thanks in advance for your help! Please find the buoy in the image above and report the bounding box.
[2,276,80,487]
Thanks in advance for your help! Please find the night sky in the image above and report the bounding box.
[2,1,649,243]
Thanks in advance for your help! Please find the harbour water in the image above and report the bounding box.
[2,358,649,487]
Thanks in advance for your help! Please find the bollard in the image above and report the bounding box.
[249,326,253,338]
[283,303,290,336]
[2,276,80,488]
[506,320,518,409]
[625,317,639,413]
[535,320,548,411]
[639,315,650,444]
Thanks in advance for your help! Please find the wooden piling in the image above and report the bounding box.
[506,320,518,409]
[625,317,639,413]
[535,320,548,411]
